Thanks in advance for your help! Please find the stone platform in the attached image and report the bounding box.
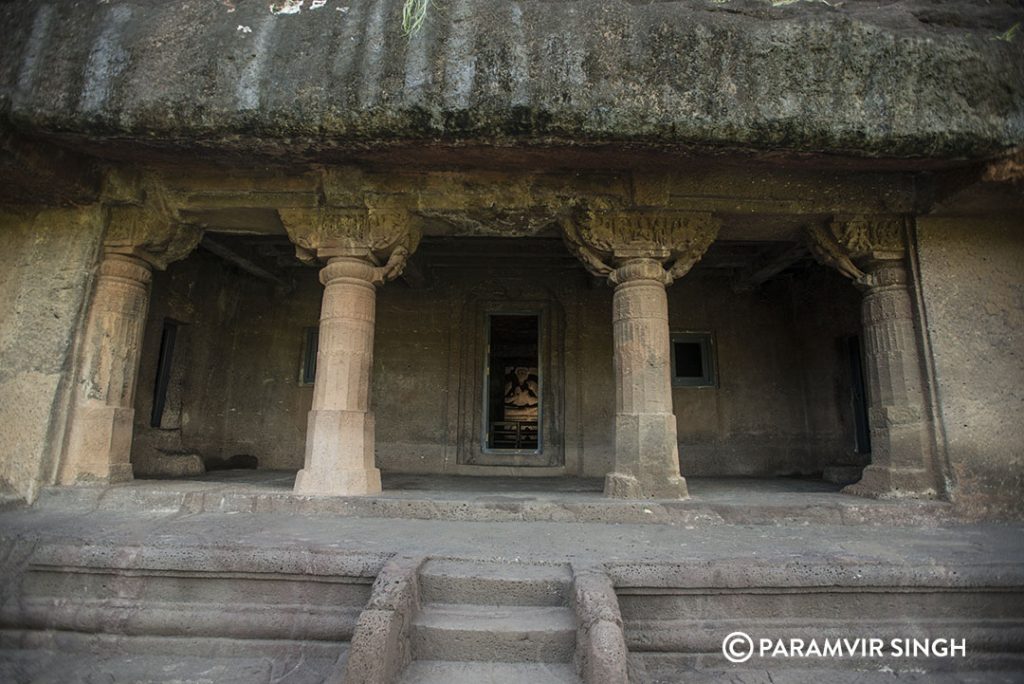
[2,474,1022,683]
[30,471,959,526]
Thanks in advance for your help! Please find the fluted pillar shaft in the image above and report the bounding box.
[846,257,936,497]
[294,257,382,496]
[605,259,688,499]
[60,252,152,484]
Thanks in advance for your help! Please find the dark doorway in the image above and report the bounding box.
[845,335,872,455]
[150,319,180,428]
[485,314,541,451]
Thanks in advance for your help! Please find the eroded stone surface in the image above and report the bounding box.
[0,208,105,501]
[0,0,1021,161]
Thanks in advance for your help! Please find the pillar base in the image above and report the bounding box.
[294,408,381,496]
[604,472,689,500]
[59,406,136,485]
[842,465,937,500]
[294,466,382,497]
[608,413,689,500]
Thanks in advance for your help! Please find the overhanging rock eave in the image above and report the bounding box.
[0,0,1021,164]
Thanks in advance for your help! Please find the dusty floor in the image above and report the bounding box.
[3,473,1020,569]
[2,505,1021,567]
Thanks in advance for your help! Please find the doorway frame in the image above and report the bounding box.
[458,297,564,468]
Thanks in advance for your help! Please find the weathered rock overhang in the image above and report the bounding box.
[1,0,1022,163]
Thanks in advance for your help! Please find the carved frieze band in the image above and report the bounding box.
[103,206,203,271]
[279,207,420,270]
[562,209,720,286]
[804,215,908,288]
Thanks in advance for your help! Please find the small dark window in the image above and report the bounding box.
[301,327,319,385]
[671,332,716,387]
[675,342,704,378]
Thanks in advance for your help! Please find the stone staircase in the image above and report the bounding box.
[3,530,1020,683]
[399,559,581,683]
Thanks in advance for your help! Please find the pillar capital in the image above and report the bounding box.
[319,250,412,288]
[562,209,720,286]
[279,206,420,267]
[103,206,203,270]
[805,215,909,288]
[95,251,153,285]
[608,258,672,287]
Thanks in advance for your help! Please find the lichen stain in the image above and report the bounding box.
[270,0,304,15]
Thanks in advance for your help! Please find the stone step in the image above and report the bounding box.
[631,660,1024,684]
[0,631,346,683]
[3,598,360,642]
[34,481,960,527]
[0,648,342,684]
[411,603,576,663]
[399,660,581,684]
[418,559,572,606]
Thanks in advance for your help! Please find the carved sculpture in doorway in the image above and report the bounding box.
[503,366,539,421]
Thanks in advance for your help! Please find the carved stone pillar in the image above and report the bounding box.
[282,207,418,496]
[59,208,201,484]
[806,216,937,498]
[564,209,720,499]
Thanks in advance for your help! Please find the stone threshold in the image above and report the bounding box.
[31,472,958,527]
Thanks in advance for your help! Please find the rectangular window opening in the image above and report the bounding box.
[485,314,541,451]
[671,332,716,388]
[301,327,319,386]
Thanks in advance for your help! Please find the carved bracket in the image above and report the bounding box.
[103,206,203,271]
[279,207,420,267]
[562,208,720,285]
[376,245,411,284]
[829,215,907,262]
[804,215,908,288]
[561,217,614,279]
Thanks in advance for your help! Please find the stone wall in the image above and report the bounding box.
[916,216,1024,516]
[0,208,103,501]
[672,267,861,476]
[131,239,859,478]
